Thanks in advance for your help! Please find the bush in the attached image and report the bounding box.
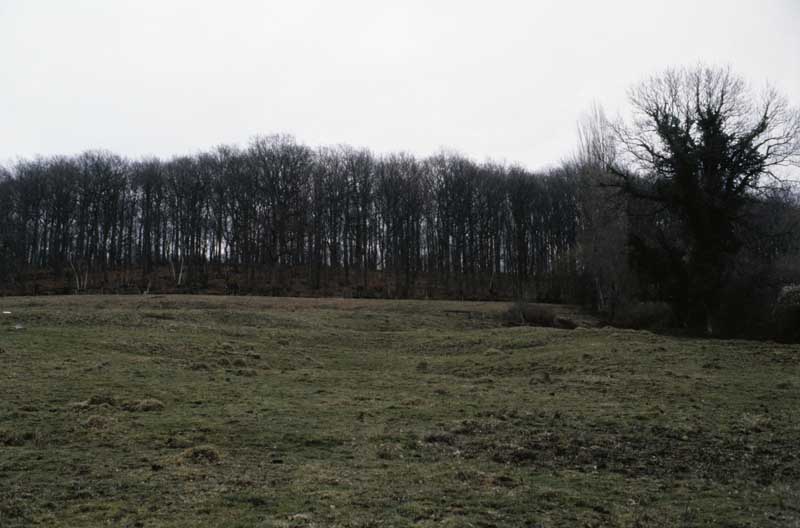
[713,262,800,341]
[504,302,557,327]
[612,302,673,330]
[769,284,800,342]
[772,305,800,342]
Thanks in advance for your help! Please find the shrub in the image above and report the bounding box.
[713,263,800,341]
[778,283,800,305]
[504,302,557,327]
[613,302,673,330]
[772,304,800,343]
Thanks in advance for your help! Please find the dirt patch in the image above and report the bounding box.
[425,416,799,485]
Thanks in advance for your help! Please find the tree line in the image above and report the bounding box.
[0,139,581,299]
[2,65,799,339]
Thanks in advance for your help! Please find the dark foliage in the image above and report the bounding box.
[608,66,800,335]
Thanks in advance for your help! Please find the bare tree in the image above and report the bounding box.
[0,138,587,302]
[577,102,617,170]
[573,104,633,315]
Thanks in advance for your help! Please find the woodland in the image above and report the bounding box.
[2,66,799,339]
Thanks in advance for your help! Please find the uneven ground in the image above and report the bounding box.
[0,296,798,527]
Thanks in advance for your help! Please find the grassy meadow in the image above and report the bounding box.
[0,295,798,527]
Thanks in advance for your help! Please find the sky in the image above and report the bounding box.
[1,0,798,171]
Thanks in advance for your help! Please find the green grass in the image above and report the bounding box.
[0,295,798,527]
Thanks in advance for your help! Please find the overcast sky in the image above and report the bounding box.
[1,0,798,170]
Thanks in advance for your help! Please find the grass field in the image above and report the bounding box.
[1,295,798,527]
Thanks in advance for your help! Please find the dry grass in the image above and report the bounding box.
[178,445,222,464]
[121,399,165,412]
[82,415,115,430]
[0,295,798,527]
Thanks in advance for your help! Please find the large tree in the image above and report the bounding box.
[611,66,800,333]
